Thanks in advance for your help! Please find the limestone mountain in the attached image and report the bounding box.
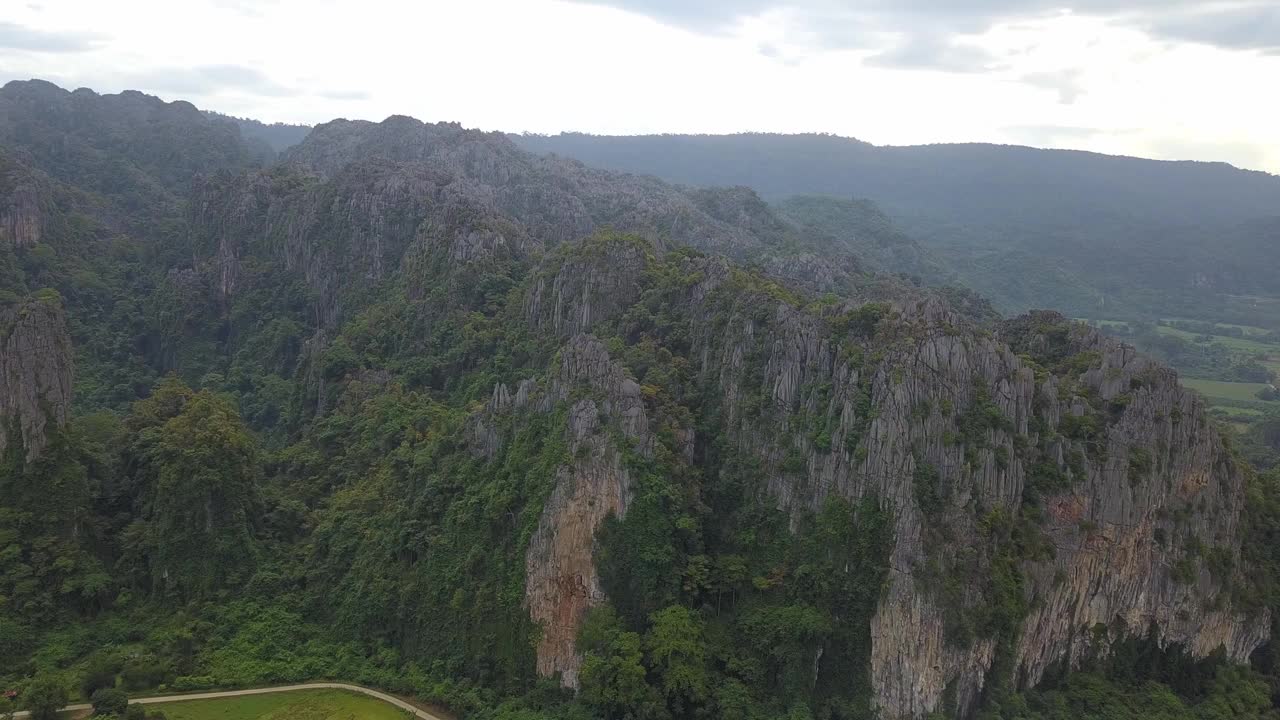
[2,80,1278,720]
[512,133,1280,327]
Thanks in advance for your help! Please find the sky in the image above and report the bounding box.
[1,0,1278,173]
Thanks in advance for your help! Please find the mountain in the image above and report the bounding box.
[205,111,312,154]
[772,195,953,287]
[3,80,1280,720]
[511,133,1280,326]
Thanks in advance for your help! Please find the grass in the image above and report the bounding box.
[1164,317,1275,337]
[1155,325,1280,355]
[1211,406,1267,417]
[1076,318,1131,329]
[1209,407,1267,432]
[157,690,411,720]
[1181,378,1275,403]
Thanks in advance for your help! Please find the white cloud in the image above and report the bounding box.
[0,0,1276,173]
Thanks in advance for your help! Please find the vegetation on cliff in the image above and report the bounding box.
[3,80,1280,720]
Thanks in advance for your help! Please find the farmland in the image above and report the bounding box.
[158,690,411,720]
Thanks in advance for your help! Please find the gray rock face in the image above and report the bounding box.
[1001,316,1265,694]
[187,114,942,362]
[480,235,1263,715]
[186,114,1263,717]
[281,116,817,259]
[474,335,652,688]
[0,294,73,463]
[524,235,650,338]
[0,157,46,248]
[679,291,1264,717]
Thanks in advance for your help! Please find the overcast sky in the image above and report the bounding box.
[2,0,1278,172]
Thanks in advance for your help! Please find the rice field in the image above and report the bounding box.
[156,690,412,720]
[1181,378,1274,403]
[1154,325,1280,355]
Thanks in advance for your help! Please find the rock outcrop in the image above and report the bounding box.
[474,335,653,687]
[1,292,73,463]
[0,154,47,249]
[147,101,1275,716]
[675,285,1264,717]
[524,233,650,338]
[476,231,1266,715]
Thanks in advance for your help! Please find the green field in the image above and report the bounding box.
[1080,318,1132,329]
[1155,325,1280,355]
[1210,406,1267,417]
[157,690,412,720]
[1163,317,1276,337]
[1181,378,1274,403]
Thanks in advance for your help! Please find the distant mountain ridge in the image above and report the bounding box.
[513,132,1280,325]
[5,79,1280,720]
[511,132,1278,219]
[204,111,312,153]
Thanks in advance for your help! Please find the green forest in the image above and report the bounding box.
[4,79,1280,720]
[513,134,1280,328]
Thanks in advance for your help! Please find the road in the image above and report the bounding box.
[11,682,448,720]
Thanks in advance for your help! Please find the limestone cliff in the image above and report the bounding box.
[177,111,1266,717]
[495,237,1265,716]
[475,335,653,687]
[0,292,73,463]
[0,153,47,249]
[673,276,1265,716]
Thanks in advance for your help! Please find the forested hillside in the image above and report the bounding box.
[512,133,1280,326]
[4,80,1280,720]
[204,112,312,154]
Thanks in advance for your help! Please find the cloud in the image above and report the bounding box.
[1142,135,1274,171]
[581,0,775,32]
[318,88,370,101]
[120,65,299,98]
[1020,68,1087,103]
[212,0,279,15]
[866,34,1001,73]
[0,21,104,52]
[1001,124,1111,144]
[1147,3,1280,54]
[569,1,1276,58]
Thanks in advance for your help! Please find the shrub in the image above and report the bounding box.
[23,675,69,720]
[120,658,164,692]
[169,676,216,691]
[913,460,943,517]
[91,688,128,717]
[81,655,121,699]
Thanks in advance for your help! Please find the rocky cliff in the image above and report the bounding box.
[679,271,1264,716]
[4,80,1270,720]
[0,152,48,249]
[470,232,1265,715]
[204,117,1265,716]
[0,292,73,463]
[451,216,1270,717]
[186,115,921,337]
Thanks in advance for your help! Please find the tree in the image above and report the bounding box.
[22,675,68,720]
[90,688,128,717]
[80,654,120,699]
[644,605,709,713]
[577,606,661,720]
[124,381,261,598]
